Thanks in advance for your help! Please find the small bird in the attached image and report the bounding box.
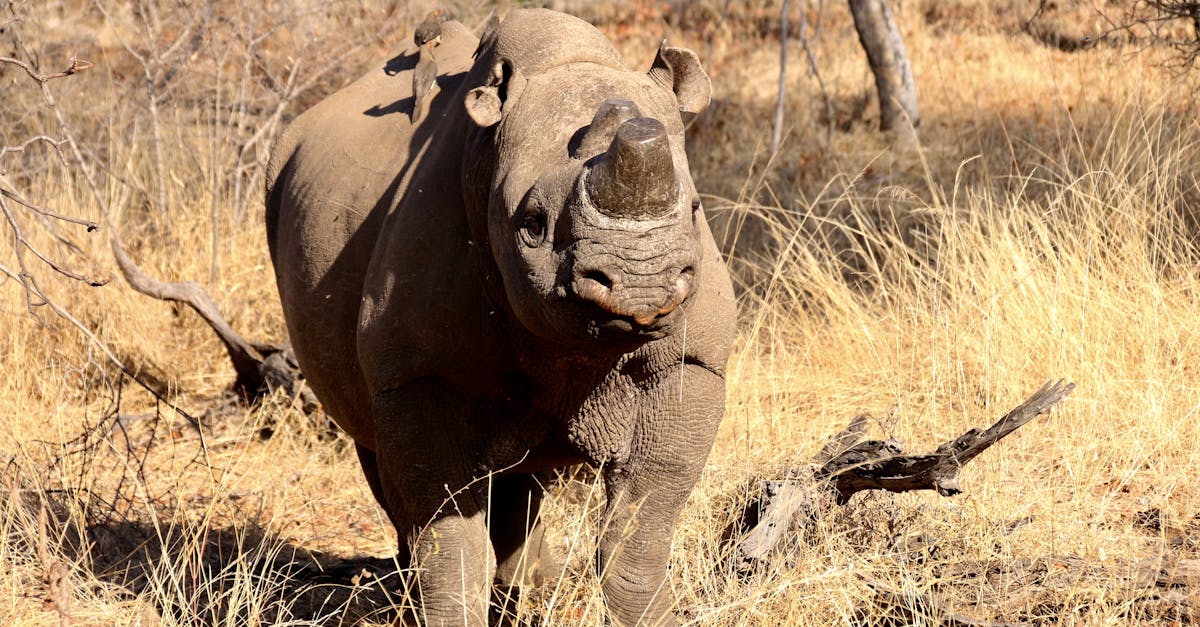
[412,40,439,124]
[413,8,454,48]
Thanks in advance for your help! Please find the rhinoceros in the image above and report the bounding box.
[265,8,734,625]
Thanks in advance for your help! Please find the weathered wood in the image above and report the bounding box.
[732,380,1075,570]
[823,379,1075,502]
[110,233,317,412]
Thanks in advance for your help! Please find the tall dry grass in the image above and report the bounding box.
[3,0,1199,624]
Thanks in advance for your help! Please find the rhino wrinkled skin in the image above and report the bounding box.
[265,9,735,625]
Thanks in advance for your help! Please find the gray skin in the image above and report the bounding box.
[266,9,734,626]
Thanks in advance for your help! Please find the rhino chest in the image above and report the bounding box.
[519,352,675,468]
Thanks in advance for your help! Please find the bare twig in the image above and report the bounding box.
[0,181,99,231]
[1021,0,1050,34]
[1141,0,1200,66]
[0,192,106,288]
[0,258,205,436]
[0,54,94,83]
[0,134,68,163]
[0,7,206,441]
[1026,0,1200,65]
[0,49,104,293]
[797,3,834,148]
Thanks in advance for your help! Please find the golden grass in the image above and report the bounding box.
[3,0,1200,624]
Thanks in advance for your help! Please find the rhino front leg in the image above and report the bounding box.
[597,365,725,627]
[372,379,496,626]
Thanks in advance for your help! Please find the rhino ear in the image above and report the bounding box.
[465,86,502,127]
[648,40,711,126]
[465,59,516,128]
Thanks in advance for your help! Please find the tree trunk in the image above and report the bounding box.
[848,0,919,141]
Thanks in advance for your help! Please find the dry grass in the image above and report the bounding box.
[3,0,1200,624]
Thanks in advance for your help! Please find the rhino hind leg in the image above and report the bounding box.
[488,472,563,588]
[354,444,413,566]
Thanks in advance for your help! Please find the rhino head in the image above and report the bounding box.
[462,20,712,346]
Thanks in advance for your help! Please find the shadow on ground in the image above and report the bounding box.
[85,518,408,624]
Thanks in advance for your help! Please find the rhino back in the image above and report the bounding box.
[266,23,478,445]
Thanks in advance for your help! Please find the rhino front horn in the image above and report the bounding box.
[585,117,680,219]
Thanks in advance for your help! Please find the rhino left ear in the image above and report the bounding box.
[465,59,518,128]
[648,40,711,126]
[465,86,502,127]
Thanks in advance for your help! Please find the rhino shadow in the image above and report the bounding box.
[84,518,410,624]
[365,50,464,142]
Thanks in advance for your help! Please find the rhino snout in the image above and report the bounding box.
[571,264,694,326]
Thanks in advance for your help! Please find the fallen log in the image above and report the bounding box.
[110,233,318,413]
[732,380,1075,570]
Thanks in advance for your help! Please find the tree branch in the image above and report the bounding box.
[110,232,317,411]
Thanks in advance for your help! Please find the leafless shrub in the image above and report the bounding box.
[1,7,106,323]
[1137,0,1200,65]
[1024,0,1200,65]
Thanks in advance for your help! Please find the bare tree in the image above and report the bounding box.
[848,0,919,141]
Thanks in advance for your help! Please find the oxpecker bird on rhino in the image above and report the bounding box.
[265,8,735,625]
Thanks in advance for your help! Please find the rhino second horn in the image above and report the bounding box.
[574,98,642,159]
[586,117,680,219]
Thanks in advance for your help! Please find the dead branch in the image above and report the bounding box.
[732,380,1075,570]
[109,233,316,412]
[1024,1,1200,64]
[0,8,203,438]
[0,11,113,334]
[824,379,1075,501]
[0,50,106,298]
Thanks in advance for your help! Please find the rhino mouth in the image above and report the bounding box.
[572,269,691,327]
[562,265,693,338]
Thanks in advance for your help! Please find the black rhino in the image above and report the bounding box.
[265,8,735,625]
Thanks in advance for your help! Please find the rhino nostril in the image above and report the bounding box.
[571,265,691,325]
[572,269,615,306]
[581,270,613,290]
[674,267,695,301]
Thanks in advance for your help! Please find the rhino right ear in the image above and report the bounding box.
[649,40,711,127]
[465,60,514,128]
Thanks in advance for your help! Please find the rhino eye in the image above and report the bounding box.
[518,211,548,248]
